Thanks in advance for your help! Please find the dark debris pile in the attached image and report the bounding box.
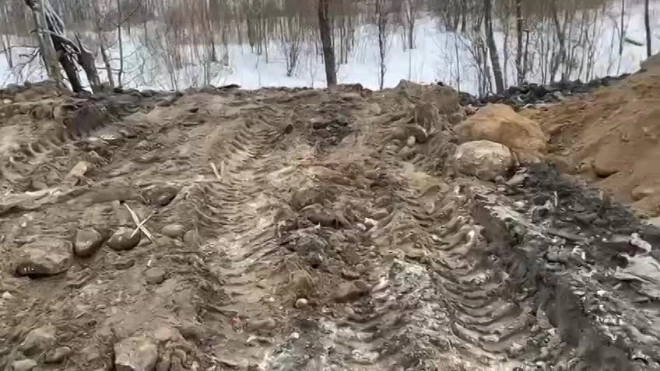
[476,164,660,370]
[444,73,633,109]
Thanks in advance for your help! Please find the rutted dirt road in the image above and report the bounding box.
[0,81,659,371]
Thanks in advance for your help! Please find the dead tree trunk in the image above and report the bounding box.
[27,0,60,82]
[645,0,652,57]
[24,0,100,93]
[515,0,524,85]
[318,0,337,87]
[484,0,504,93]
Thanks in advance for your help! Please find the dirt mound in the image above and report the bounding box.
[1,81,657,371]
[527,67,660,217]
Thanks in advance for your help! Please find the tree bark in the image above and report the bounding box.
[27,0,60,82]
[484,0,504,93]
[515,0,524,85]
[318,0,337,87]
[645,0,652,57]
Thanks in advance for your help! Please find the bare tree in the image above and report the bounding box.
[402,0,421,50]
[26,0,60,82]
[645,0,651,57]
[318,0,337,86]
[24,0,100,92]
[516,0,524,85]
[483,0,504,93]
[374,0,393,90]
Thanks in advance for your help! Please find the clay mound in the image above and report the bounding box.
[528,67,660,216]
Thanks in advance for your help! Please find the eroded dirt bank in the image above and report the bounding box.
[0,81,658,371]
[526,66,660,218]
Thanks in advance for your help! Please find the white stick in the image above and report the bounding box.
[209,162,221,180]
[124,203,154,241]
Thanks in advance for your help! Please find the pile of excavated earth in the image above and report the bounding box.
[1,70,660,371]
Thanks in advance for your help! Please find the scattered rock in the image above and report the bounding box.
[114,336,158,371]
[454,140,514,181]
[14,239,73,277]
[144,268,167,285]
[454,104,548,155]
[73,228,104,257]
[406,136,416,147]
[143,185,180,207]
[10,359,37,371]
[295,298,309,309]
[161,224,185,239]
[19,325,56,356]
[334,280,370,302]
[112,258,136,270]
[107,227,142,251]
[45,346,72,363]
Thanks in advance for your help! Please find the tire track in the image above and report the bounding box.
[255,112,560,370]
[184,113,305,367]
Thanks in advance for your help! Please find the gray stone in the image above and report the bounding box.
[45,346,72,363]
[114,336,158,371]
[11,359,37,371]
[143,185,180,207]
[74,228,104,257]
[107,227,142,251]
[144,268,167,285]
[19,325,56,356]
[161,224,185,239]
[14,239,72,277]
[454,140,514,181]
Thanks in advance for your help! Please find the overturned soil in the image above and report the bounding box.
[526,66,660,217]
[1,80,659,371]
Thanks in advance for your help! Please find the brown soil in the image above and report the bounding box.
[526,67,660,217]
[1,80,657,371]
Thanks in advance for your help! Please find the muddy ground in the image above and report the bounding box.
[0,80,659,371]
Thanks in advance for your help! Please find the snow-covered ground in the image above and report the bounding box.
[1,3,659,94]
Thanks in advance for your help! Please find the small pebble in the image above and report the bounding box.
[144,268,167,285]
[295,298,309,309]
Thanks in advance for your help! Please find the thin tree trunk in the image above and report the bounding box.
[117,0,124,86]
[645,0,652,57]
[318,0,337,87]
[100,43,115,87]
[28,0,60,82]
[484,0,504,93]
[516,0,524,85]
